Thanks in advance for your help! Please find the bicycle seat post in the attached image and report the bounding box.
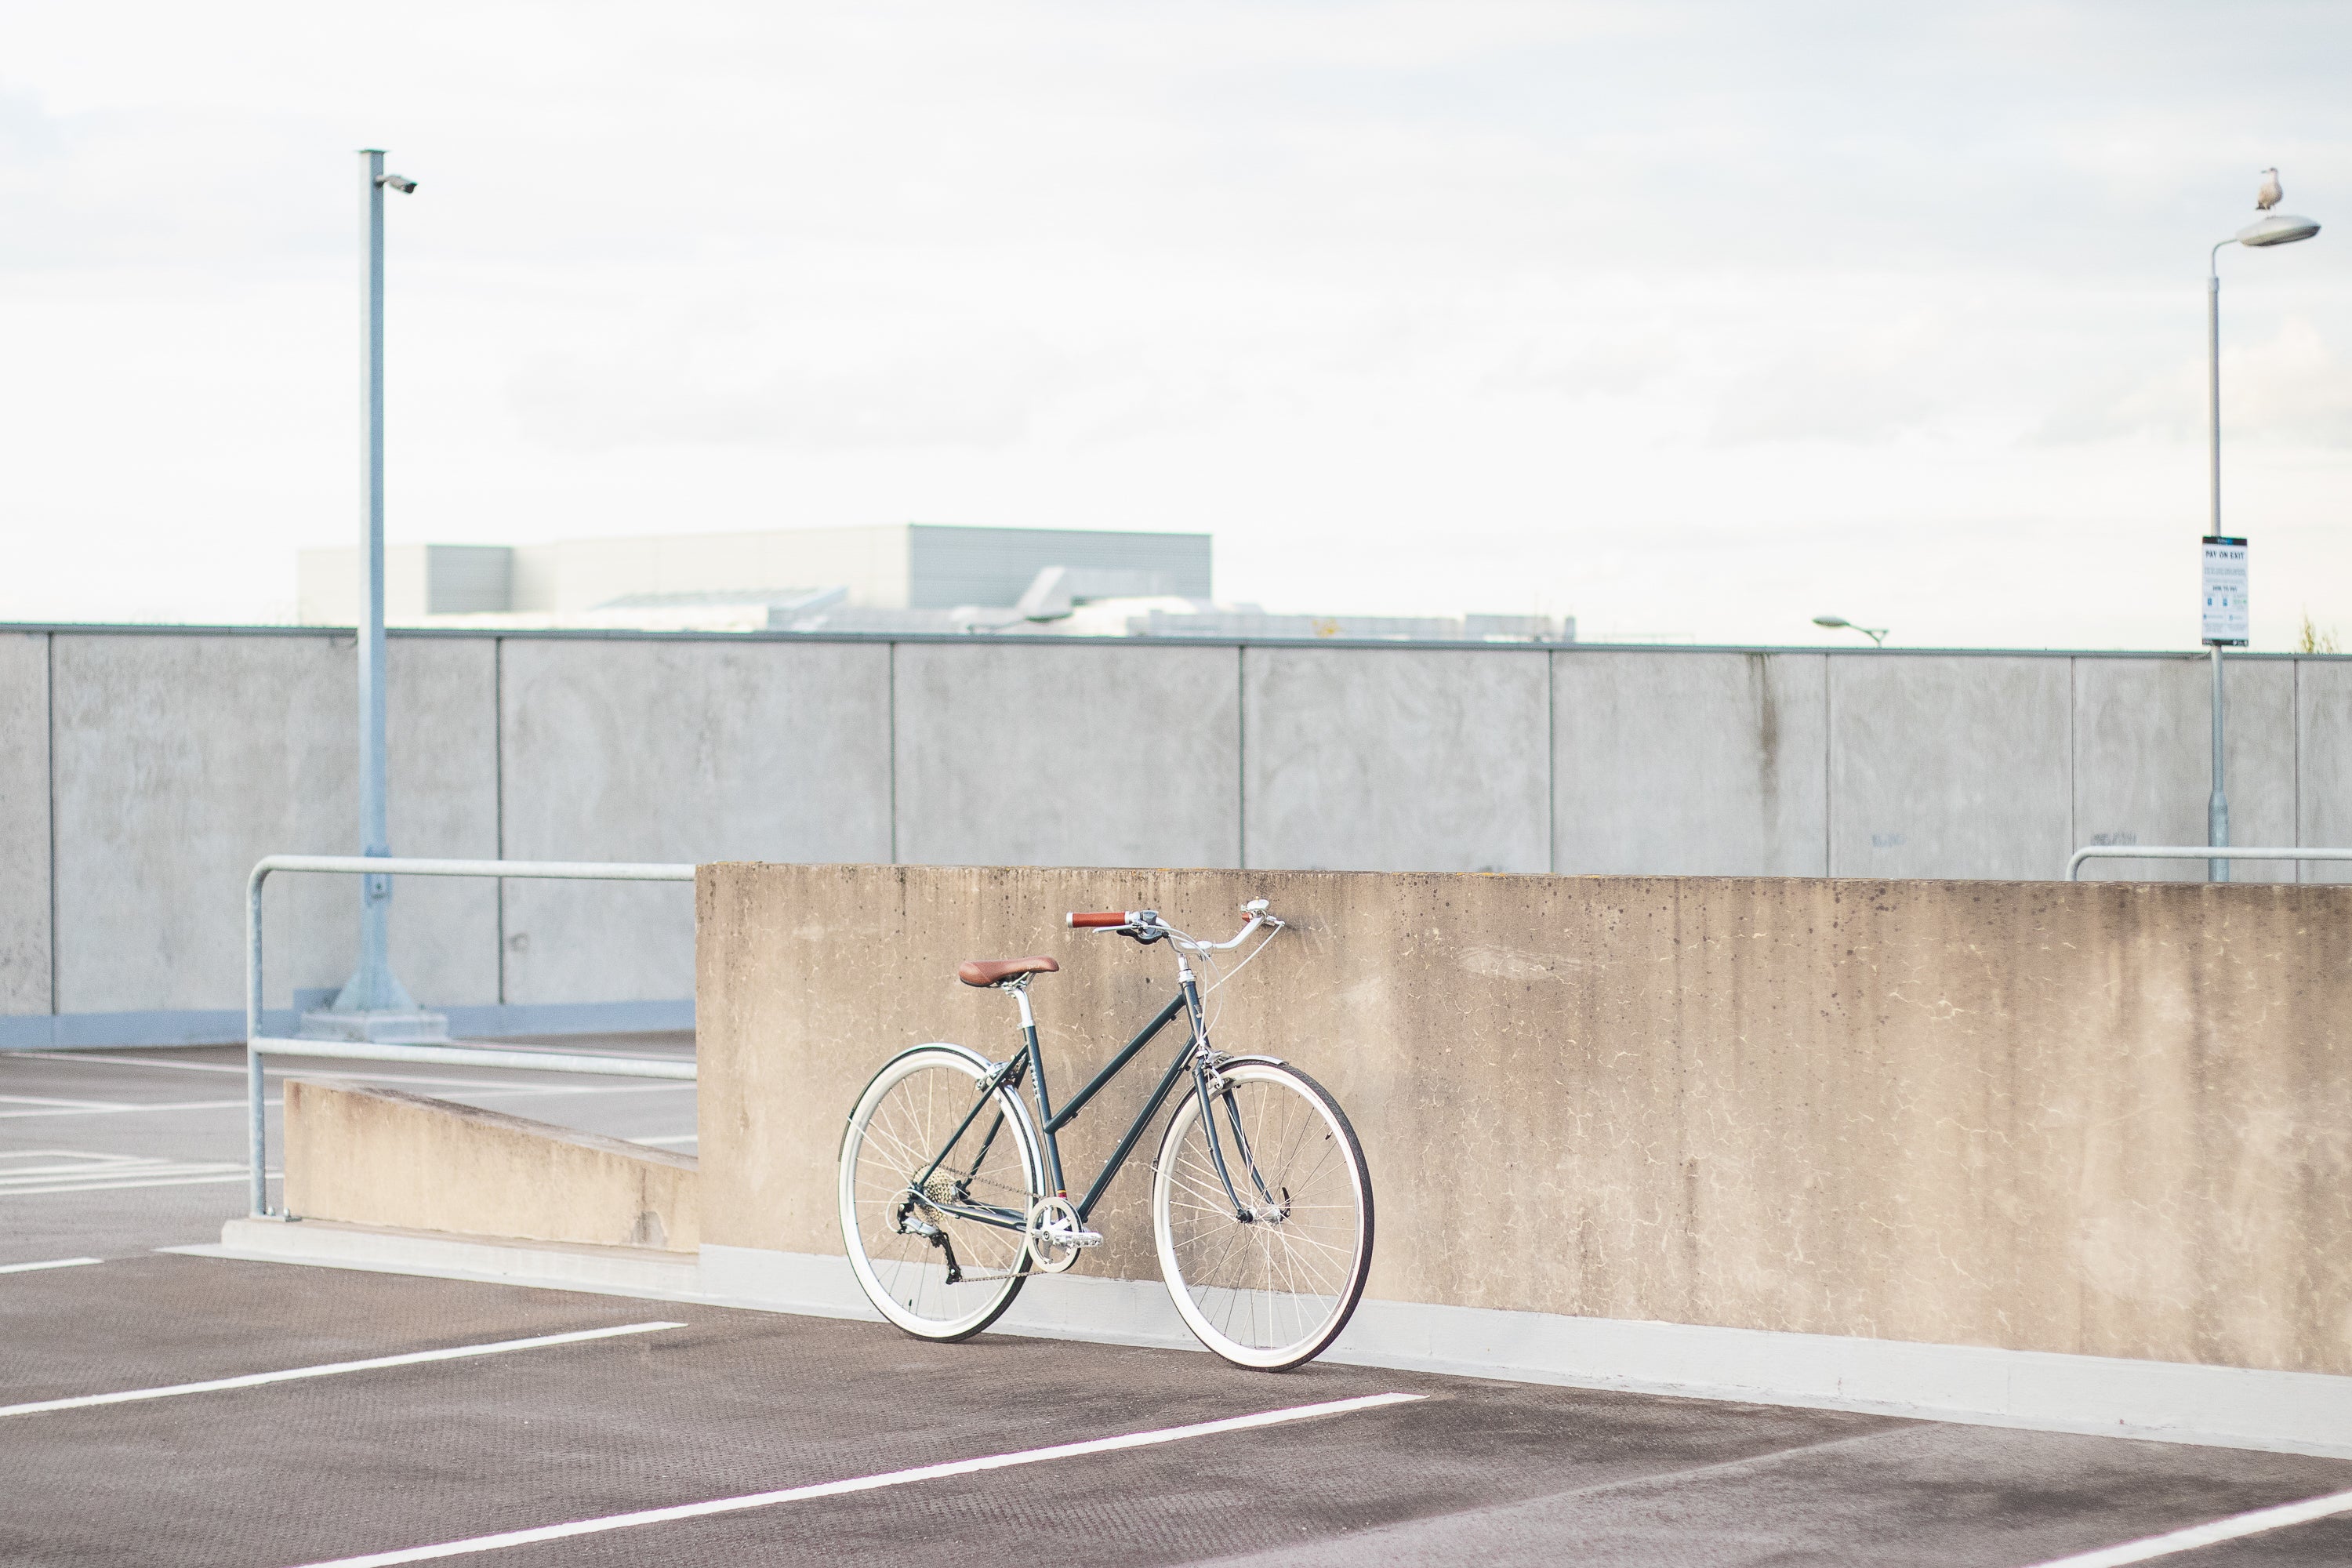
[1004,973,1037,1036]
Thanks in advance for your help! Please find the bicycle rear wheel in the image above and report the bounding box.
[840,1044,1042,1341]
[1151,1058,1373,1370]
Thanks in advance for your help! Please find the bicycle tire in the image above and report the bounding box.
[840,1044,1042,1341]
[1151,1058,1373,1370]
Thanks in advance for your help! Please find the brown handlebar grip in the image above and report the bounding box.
[1067,911,1129,928]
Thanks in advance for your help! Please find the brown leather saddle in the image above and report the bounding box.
[956,956,1059,989]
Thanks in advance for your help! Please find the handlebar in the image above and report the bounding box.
[1065,899,1282,951]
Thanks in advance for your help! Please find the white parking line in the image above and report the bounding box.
[289,1391,1424,1566]
[0,1152,254,1196]
[0,1099,249,1120]
[0,1319,685,1418]
[2021,1486,2352,1566]
[8,1051,250,1073]
[0,1094,132,1109]
[0,1087,687,1120]
[0,1256,103,1275]
[6,1052,691,1094]
[5,1172,258,1196]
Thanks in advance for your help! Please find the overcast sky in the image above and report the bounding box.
[2,2,2347,647]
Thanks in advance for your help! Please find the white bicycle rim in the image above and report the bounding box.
[840,1044,1044,1341]
[1152,1060,1372,1370]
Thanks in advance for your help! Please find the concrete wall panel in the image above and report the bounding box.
[2075,655,2298,883]
[1553,649,1827,875]
[701,862,2352,1376]
[49,634,497,1014]
[498,638,891,1004]
[2296,659,2352,884]
[1828,655,2072,880]
[0,633,49,1014]
[1243,647,1549,873]
[891,641,1240,869]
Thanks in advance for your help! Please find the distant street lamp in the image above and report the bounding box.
[1813,615,1888,647]
[2204,188,2322,883]
[303,149,444,1043]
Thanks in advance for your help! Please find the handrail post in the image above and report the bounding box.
[247,862,270,1218]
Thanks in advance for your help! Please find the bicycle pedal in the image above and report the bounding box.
[1043,1225,1104,1249]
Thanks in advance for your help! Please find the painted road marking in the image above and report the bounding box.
[0,1320,685,1418]
[5,1172,256,1196]
[0,1257,103,1275]
[7,1052,690,1094]
[0,1099,249,1120]
[0,1094,132,1109]
[2021,1486,2352,1566]
[0,1151,252,1196]
[289,1391,1426,1566]
[0,1087,683,1120]
[9,1051,252,1073]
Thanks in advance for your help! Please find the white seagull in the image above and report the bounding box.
[2257,168,2284,211]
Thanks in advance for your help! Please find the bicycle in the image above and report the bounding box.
[837,898,1374,1370]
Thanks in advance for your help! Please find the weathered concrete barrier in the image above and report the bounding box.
[695,862,2352,1381]
[282,1080,699,1252]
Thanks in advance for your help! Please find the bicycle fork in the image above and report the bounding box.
[1177,956,1281,1224]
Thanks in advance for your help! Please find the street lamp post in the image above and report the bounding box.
[301,149,445,1044]
[2205,202,2321,884]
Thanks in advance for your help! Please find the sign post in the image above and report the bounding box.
[2202,535,2248,883]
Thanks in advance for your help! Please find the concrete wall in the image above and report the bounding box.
[8,626,2352,1043]
[1243,646,1551,873]
[2298,661,2352,884]
[893,641,1240,869]
[496,637,891,1004]
[48,633,498,1016]
[282,1078,698,1251]
[0,633,49,1014]
[1554,650,1828,875]
[696,862,2352,1377]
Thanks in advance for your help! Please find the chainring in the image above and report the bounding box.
[1025,1194,1086,1274]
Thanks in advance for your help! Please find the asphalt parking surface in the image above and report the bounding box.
[5,1044,2350,1568]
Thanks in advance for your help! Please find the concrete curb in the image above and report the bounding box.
[186,1221,2352,1460]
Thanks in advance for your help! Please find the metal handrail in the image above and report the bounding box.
[2067,845,2352,880]
[245,855,697,1218]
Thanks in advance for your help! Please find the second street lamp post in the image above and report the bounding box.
[2205,198,2321,883]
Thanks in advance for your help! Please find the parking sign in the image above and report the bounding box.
[2202,536,2248,647]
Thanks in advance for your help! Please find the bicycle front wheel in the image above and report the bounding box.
[840,1044,1042,1341]
[1152,1058,1373,1370]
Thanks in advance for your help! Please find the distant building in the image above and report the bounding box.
[299,524,1211,625]
[296,522,1568,642]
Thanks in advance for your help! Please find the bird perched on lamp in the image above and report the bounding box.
[2257,168,2284,211]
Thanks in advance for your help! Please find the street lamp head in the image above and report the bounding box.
[376,173,419,194]
[1813,615,1889,645]
[2236,212,2318,247]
